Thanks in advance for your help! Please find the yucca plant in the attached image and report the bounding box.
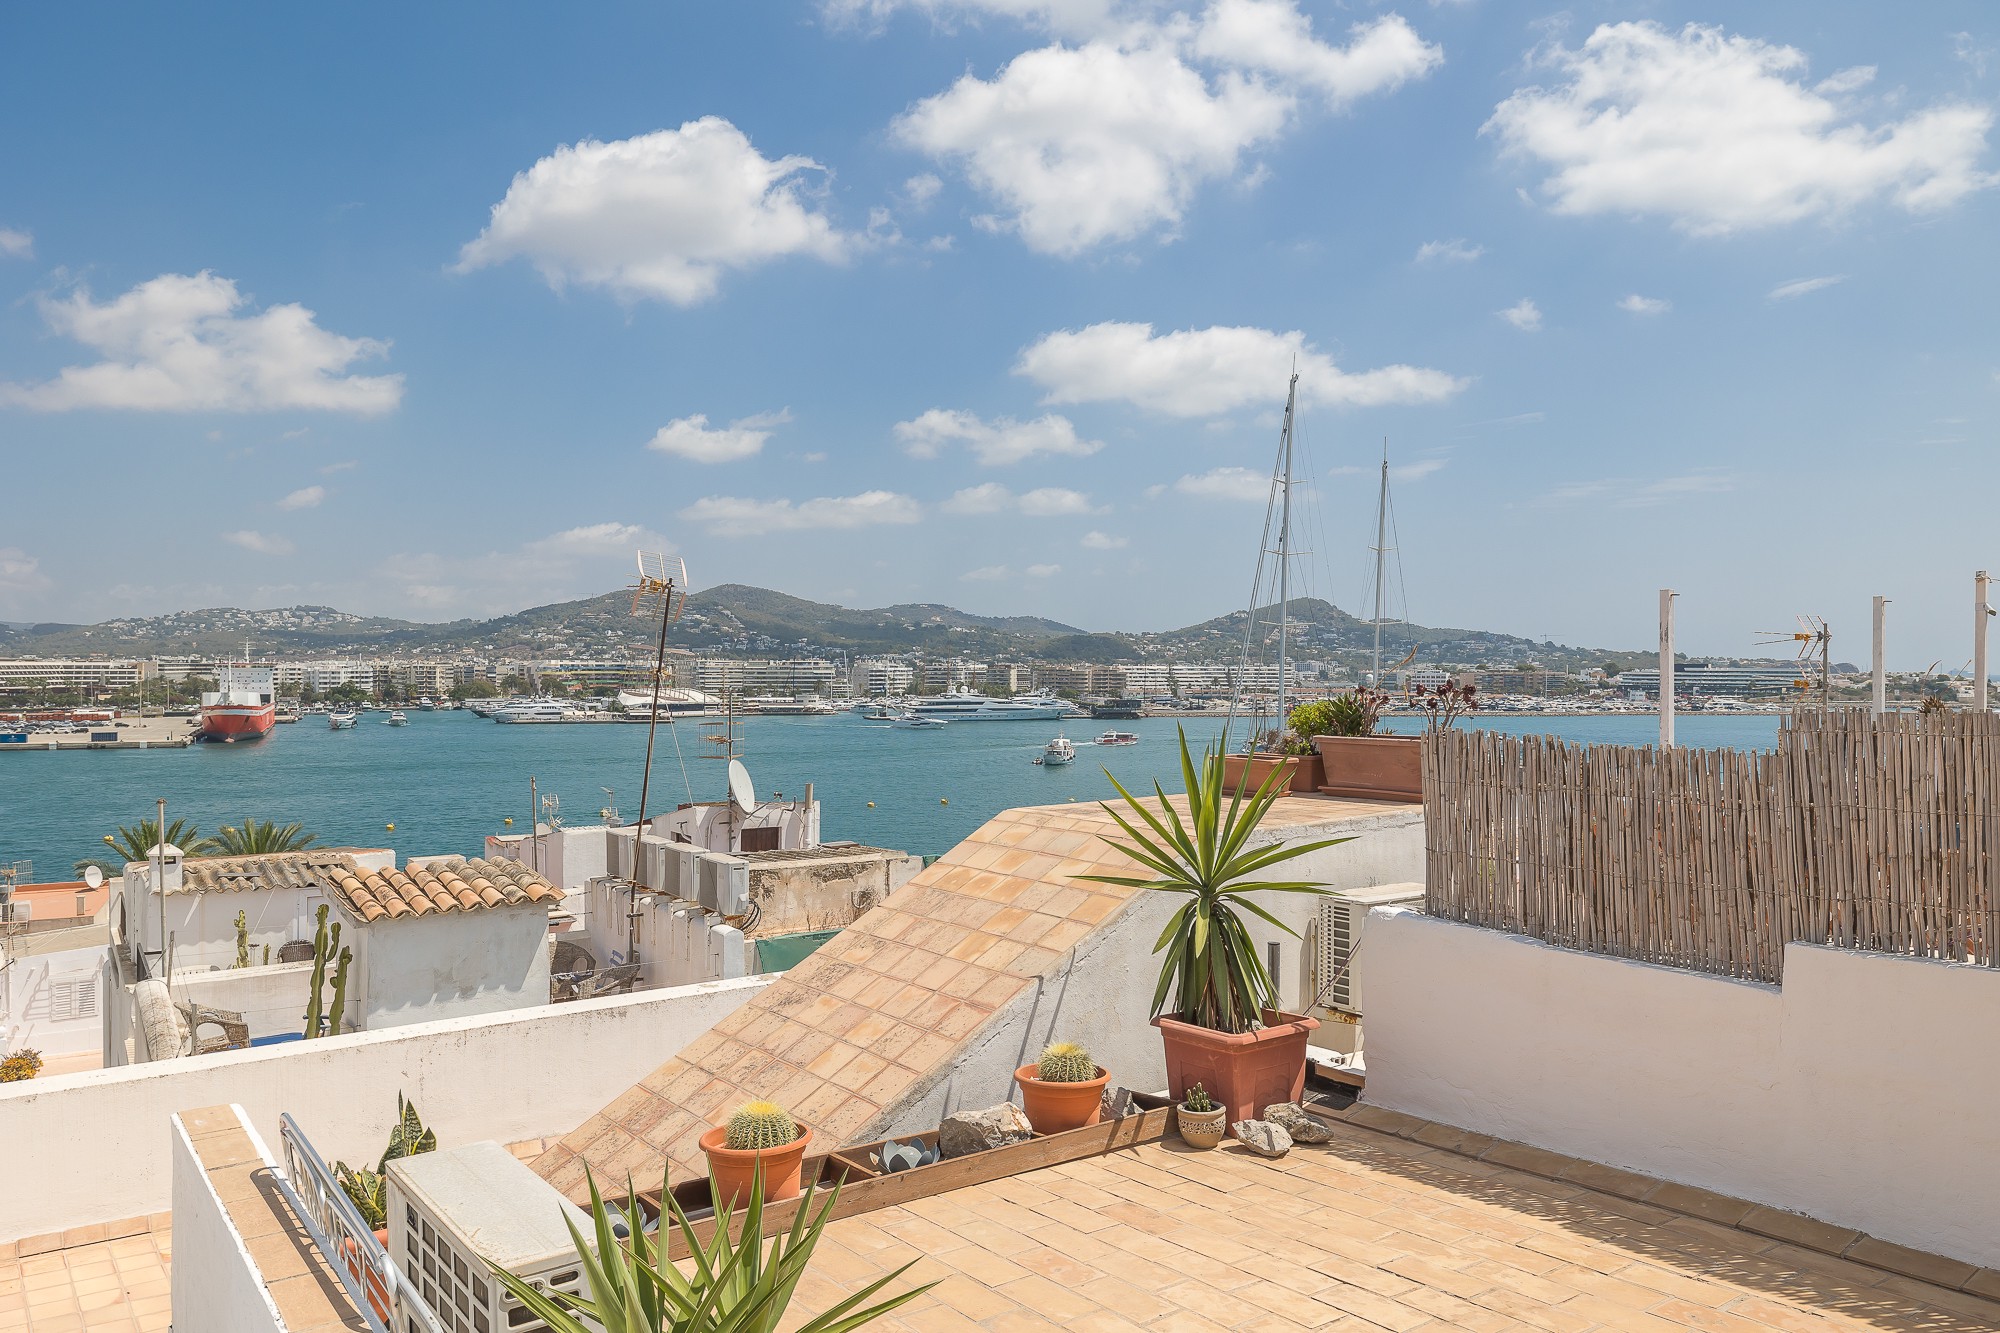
[492,1163,933,1333]
[1082,728,1350,1035]
[214,816,319,856]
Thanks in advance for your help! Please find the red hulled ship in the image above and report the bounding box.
[199,666,276,742]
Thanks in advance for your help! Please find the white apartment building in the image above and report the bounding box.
[851,657,915,696]
[921,659,985,693]
[299,659,377,694]
[0,658,156,695]
[695,658,839,695]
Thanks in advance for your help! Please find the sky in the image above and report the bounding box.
[0,1,1995,667]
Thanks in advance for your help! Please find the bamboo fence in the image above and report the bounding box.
[1422,710,2000,983]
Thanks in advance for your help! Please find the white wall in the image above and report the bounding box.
[1,934,110,1058]
[0,974,770,1240]
[168,1109,286,1333]
[348,901,551,1029]
[1361,908,2000,1270]
[877,806,1426,1135]
[171,962,319,1042]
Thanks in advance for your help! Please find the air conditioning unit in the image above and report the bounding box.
[1311,883,1424,1020]
[387,1142,592,1333]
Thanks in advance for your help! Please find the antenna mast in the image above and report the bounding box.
[1371,442,1390,688]
[629,551,688,834]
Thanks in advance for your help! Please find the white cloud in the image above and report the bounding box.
[894,408,1102,464]
[277,485,325,511]
[522,521,670,558]
[321,459,358,474]
[1415,237,1482,263]
[1173,466,1270,502]
[1026,562,1062,577]
[903,173,944,207]
[961,564,1013,581]
[1769,274,1845,300]
[372,521,674,617]
[0,228,31,259]
[222,530,295,556]
[647,409,791,463]
[457,117,852,305]
[824,0,1126,40]
[1081,530,1128,549]
[1484,21,1997,235]
[1192,7,1441,107]
[1538,470,1735,507]
[678,490,922,534]
[1394,458,1448,482]
[0,273,402,414]
[1018,320,1463,416]
[943,483,1097,515]
[1617,294,1671,315]
[1499,298,1542,332]
[0,547,50,601]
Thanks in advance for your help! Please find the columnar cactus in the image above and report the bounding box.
[304,904,345,1038]
[1036,1041,1097,1083]
[1183,1083,1215,1113]
[234,910,250,969]
[724,1101,799,1150]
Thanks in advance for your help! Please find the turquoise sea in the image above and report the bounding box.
[0,711,1782,878]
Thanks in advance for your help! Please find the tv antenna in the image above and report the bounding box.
[1757,615,1831,708]
[630,550,691,834]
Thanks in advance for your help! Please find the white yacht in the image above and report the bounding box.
[891,711,949,729]
[383,710,410,727]
[327,711,358,730]
[907,692,1070,722]
[1033,734,1077,766]
[492,698,570,723]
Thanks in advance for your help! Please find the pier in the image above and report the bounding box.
[0,716,197,751]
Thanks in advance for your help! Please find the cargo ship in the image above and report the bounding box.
[198,666,276,742]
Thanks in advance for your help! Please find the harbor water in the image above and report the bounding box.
[0,710,1783,877]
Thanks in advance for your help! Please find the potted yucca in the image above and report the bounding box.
[1085,729,1348,1125]
[1014,1040,1110,1134]
[700,1101,814,1205]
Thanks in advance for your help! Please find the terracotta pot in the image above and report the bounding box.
[338,1233,392,1324]
[699,1124,814,1206]
[1175,1104,1228,1150]
[1014,1064,1109,1134]
[1220,752,1326,795]
[1155,1009,1319,1126]
[1313,734,1422,801]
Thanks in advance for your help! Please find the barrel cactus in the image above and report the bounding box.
[1036,1041,1097,1083]
[1183,1082,1215,1113]
[724,1101,799,1151]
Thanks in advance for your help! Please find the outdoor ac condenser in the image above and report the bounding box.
[1310,882,1425,1020]
[387,1141,592,1333]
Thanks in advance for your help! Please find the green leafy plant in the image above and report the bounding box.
[1035,1041,1096,1083]
[1083,728,1350,1035]
[1182,1083,1215,1113]
[493,1163,933,1333]
[1284,699,1337,740]
[1,1048,44,1083]
[336,1094,438,1230]
[724,1101,800,1151]
[103,817,216,862]
[1313,689,1387,739]
[214,817,319,856]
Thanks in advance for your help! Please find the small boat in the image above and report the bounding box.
[1033,734,1077,766]
[328,711,358,730]
[383,711,409,726]
[417,697,436,711]
[891,712,948,729]
[1093,731,1140,746]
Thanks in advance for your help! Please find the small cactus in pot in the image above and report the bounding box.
[1177,1082,1228,1150]
[1016,1040,1110,1135]
[701,1099,814,1206]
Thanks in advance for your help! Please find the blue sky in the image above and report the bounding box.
[0,1,1994,667]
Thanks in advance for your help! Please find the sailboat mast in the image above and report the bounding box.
[1371,441,1389,689]
[1275,373,1298,731]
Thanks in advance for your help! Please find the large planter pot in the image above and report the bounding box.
[1175,1104,1228,1150]
[1220,752,1326,795]
[1014,1064,1110,1134]
[1155,1010,1319,1126]
[699,1124,814,1206]
[1313,734,1422,801]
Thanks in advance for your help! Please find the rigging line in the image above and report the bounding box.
[1387,475,1412,651]
[1228,413,1289,738]
[666,703,694,806]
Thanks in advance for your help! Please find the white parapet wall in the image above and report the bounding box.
[1360,907,2000,1270]
[0,975,770,1241]
[169,1108,287,1333]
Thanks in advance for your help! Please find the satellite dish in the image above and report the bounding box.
[727,759,757,815]
[83,866,104,889]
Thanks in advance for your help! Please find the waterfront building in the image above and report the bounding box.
[1620,662,1802,697]
[693,656,839,696]
[984,661,1034,694]
[298,658,377,695]
[919,658,985,693]
[0,657,156,696]
[850,656,914,695]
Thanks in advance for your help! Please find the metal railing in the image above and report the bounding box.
[275,1112,448,1333]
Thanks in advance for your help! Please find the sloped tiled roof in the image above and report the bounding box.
[175,852,358,896]
[329,856,563,924]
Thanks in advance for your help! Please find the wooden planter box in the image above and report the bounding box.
[1313,734,1422,801]
[1220,751,1326,795]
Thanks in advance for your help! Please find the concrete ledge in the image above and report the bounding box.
[1312,1097,2000,1301]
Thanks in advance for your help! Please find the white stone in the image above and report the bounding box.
[1264,1103,1333,1143]
[1232,1119,1292,1157]
[938,1103,1034,1159]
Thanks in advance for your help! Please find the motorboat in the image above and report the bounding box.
[328,711,358,730]
[891,712,948,729]
[907,692,1069,722]
[1033,734,1077,766]
[1093,730,1140,746]
[493,699,570,723]
[383,710,410,726]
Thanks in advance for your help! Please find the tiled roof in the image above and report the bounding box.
[533,793,1411,1202]
[175,852,358,895]
[329,856,562,923]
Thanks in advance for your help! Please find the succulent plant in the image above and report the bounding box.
[1182,1083,1215,1113]
[725,1100,800,1151]
[0,1048,43,1083]
[1035,1041,1097,1083]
